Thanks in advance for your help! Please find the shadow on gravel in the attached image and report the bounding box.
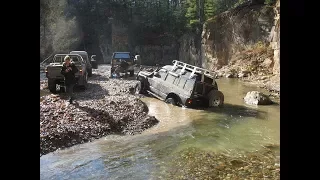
[76,83,109,100]
[57,83,109,100]
[89,74,110,81]
[73,103,125,134]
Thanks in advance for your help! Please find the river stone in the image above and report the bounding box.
[244,91,273,105]
[225,73,234,78]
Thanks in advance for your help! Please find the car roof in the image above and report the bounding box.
[162,65,199,77]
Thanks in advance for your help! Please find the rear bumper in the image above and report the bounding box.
[47,76,84,85]
[184,96,209,108]
[111,65,134,72]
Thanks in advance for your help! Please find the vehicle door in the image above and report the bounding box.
[148,68,168,96]
[158,72,179,99]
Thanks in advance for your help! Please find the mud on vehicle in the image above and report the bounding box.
[110,52,136,77]
[45,54,89,93]
[135,60,224,108]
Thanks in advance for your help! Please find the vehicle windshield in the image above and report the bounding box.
[114,53,130,59]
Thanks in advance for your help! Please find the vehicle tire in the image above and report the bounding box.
[80,72,88,90]
[165,97,177,106]
[88,69,92,77]
[60,86,66,93]
[134,82,141,95]
[207,90,224,107]
[110,68,115,78]
[48,78,57,94]
[129,70,134,77]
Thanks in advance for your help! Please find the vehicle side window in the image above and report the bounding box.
[178,76,187,88]
[184,78,195,92]
[195,82,204,94]
[157,69,168,80]
[166,74,176,84]
[53,57,62,63]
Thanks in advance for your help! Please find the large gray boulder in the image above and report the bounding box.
[244,91,273,105]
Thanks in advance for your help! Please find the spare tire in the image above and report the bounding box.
[207,90,224,107]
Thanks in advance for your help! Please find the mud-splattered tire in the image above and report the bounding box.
[87,69,92,77]
[129,70,134,77]
[207,90,224,107]
[80,72,88,91]
[48,78,57,94]
[165,97,177,106]
[134,81,142,95]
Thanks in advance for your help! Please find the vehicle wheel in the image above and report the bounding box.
[129,70,134,77]
[134,81,142,95]
[81,72,88,90]
[207,90,224,107]
[88,69,92,77]
[165,97,177,106]
[48,78,57,94]
[60,86,66,93]
[110,68,115,78]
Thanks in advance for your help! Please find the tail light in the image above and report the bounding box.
[186,98,192,104]
[79,69,83,75]
[45,68,48,76]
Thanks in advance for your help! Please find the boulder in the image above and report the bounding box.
[244,91,273,105]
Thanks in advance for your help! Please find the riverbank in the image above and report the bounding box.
[215,44,280,98]
[40,65,159,156]
[164,146,280,179]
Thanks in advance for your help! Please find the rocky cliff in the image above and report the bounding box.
[178,0,280,93]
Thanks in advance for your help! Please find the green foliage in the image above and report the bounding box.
[40,0,265,55]
[264,0,276,5]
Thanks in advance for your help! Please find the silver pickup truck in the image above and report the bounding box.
[45,54,88,93]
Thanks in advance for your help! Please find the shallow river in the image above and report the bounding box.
[40,78,280,179]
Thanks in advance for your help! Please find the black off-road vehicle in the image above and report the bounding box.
[135,60,224,108]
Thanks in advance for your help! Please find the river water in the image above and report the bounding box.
[40,78,280,179]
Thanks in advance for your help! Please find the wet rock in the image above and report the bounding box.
[225,73,234,78]
[244,91,273,105]
[238,72,245,78]
[238,71,250,78]
[261,58,273,68]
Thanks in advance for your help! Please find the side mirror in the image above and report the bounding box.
[91,55,96,60]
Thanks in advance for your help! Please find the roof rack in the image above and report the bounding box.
[171,60,216,82]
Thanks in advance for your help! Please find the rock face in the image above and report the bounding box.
[178,33,202,67]
[201,3,275,70]
[244,91,273,105]
[178,1,280,93]
[270,0,280,75]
